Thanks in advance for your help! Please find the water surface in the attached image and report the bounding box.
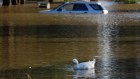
[0,4,140,79]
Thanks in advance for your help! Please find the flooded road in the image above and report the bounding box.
[0,3,140,79]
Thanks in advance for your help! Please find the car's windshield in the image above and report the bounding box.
[52,3,65,10]
[89,4,103,10]
[62,4,74,11]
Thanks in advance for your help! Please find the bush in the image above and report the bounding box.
[115,0,139,4]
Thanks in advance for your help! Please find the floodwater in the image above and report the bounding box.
[0,3,140,79]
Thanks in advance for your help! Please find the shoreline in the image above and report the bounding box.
[0,2,140,11]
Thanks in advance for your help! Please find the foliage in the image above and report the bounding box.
[115,0,139,4]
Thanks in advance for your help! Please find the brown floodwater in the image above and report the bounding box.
[0,3,140,79]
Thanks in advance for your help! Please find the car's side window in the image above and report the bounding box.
[73,4,88,11]
[89,4,103,10]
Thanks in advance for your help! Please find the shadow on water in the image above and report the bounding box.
[0,25,97,38]
[0,25,139,37]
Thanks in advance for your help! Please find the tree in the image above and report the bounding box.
[11,0,17,5]
[20,0,25,4]
[2,0,25,6]
[115,0,139,3]
[2,0,10,6]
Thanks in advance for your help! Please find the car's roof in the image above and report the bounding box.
[64,1,101,4]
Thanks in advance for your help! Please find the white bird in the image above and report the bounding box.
[72,59,96,70]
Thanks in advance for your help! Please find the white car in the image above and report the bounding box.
[38,2,50,9]
[39,1,108,14]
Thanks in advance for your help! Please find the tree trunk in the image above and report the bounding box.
[49,0,53,3]
[2,0,10,6]
[17,0,19,3]
[20,0,24,4]
[11,0,17,5]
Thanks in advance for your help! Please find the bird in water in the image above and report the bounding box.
[72,58,96,70]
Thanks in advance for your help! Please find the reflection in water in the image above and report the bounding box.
[135,39,140,79]
[97,14,140,79]
[1,18,10,69]
[97,15,118,78]
[25,73,32,79]
[73,69,95,79]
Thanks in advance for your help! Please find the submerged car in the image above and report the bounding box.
[38,2,50,9]
[39,1,108,14]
